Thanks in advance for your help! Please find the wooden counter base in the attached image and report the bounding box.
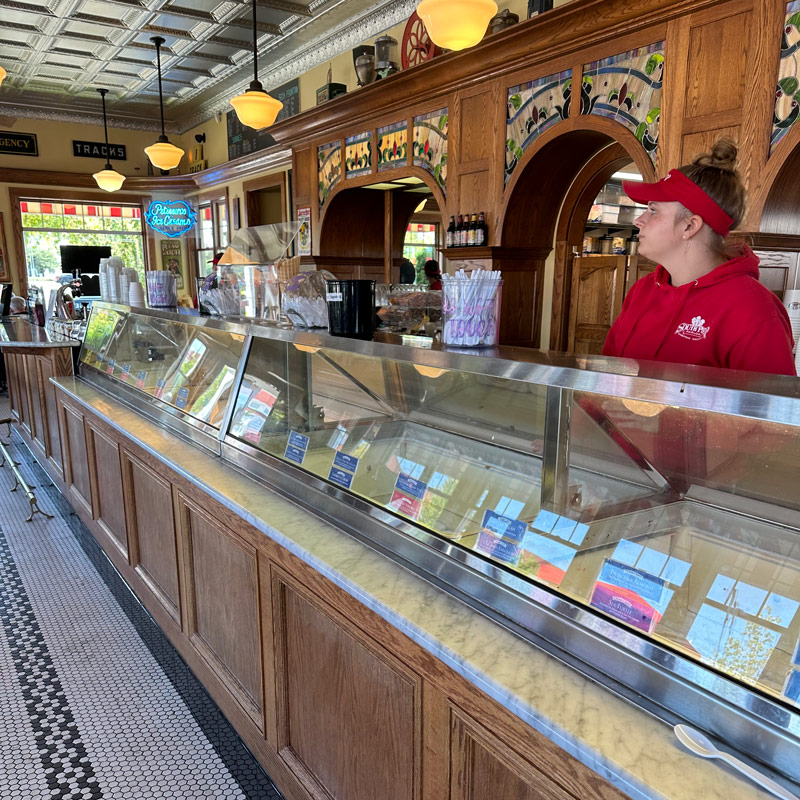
[43,382,628,800]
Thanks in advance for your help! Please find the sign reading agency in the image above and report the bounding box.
[0,131,38,157]
[145,200,197,238]
[72,140,128,160]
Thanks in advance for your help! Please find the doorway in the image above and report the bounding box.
[244,174,287,228]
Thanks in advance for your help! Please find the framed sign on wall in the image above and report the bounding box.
[297,206,311,256]
[160,238,184,290]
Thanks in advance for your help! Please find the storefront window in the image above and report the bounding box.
[403,223,437,283]
[196,198,230,278]
[20,199,145,306]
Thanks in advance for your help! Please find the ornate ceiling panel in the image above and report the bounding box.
[0,0,418,133]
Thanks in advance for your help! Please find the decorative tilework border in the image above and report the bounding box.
[345,132,373,179]
[377,122,408,172]
[0,523,103,799]
[412,108,448,192]
[7,434,284,800]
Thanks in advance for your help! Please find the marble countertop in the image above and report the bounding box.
[51,375,799,800]
[0,318,81,348]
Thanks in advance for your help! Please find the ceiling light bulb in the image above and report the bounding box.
[416,0,497,50]
[0,66,6,87]
[230,87,283,130]
[93,166,126,192]
[144,138,185,171]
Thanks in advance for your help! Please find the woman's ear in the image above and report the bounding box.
[683,213,705,239]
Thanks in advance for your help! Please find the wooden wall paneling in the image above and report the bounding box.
[176,494,264,730]
[384,190,393,284]
[19,354,35,438]
[661,17,692,175]
[62,402,93,518]
[86,424,129,561]
[35,356,56,471]
[27,355,47,455]
[680,126,742,163]
[243,172,287,228]
[271,565,422,800]
[449,704,576,800]
[121,449,181,623]
[6,353,21,422]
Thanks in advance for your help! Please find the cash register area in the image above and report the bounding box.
[0,390,283,799]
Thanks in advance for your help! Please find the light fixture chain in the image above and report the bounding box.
[154,38,166,137]
[100,90,110,149]
[252,0,259,84]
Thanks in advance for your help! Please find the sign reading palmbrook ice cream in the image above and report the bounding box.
[145,200,197,238]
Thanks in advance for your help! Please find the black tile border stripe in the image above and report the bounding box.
[5,434,284,800]
[0,524,103,800]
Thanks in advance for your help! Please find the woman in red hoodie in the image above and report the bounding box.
[603,140,795,376]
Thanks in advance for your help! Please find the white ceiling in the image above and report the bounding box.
[0,0,417,133]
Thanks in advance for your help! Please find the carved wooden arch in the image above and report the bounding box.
[499,114,657,243]
[750,121,800,234]
[318,163,447,235]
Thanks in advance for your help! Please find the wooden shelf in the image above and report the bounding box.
[440,246,495,258]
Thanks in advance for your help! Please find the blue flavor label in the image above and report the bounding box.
[121,363,131,381]
[474,531,521,566]
[176,386,190,409]
[288,431,310,452]
[480,509,526,544]
[395,473,427,500]
[154,377,166,400]
[106,358,116,374]
[333,451,359,474]
[284,445,306,464]
[136,370,147,389]
[328,466,354,489]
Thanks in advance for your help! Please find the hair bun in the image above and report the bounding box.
[692,138,738,172]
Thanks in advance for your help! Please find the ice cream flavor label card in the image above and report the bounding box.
[480,510,526,544]
[328,466,354,490]
[333,451,359,474]
[474,532,521,566]
[136,370,147,389]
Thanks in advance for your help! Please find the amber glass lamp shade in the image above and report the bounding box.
[230,85,283,130]
[0,66,6,87]
[144,137,185,171]
[416,0,497,50]
[93,164,126,192]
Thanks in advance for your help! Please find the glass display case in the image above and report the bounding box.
[77,302,800,781]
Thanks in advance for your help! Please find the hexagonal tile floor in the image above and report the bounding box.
[0,406,283,800]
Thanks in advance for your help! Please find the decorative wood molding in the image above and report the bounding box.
[190,148,293,191]
[0,168,195,192]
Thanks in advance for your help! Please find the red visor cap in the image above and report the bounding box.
[622,169,734,237]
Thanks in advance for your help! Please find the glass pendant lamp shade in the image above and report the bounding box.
[0,66,6,87]
[144,137,185,170]
[94,164,126,192]
[145,36,184,171]
[230,0,282,130]
[230,83,283,129]
[416,0,497,50]
[93,88,125,192]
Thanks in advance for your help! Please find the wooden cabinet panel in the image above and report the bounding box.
[459,92,492,163]
[87,425,128,559]
[36,356,57,465]
[6,353,22,421]
[681,125,741,164]
[26,354,46,453]
[684,12,751,119]
[17,354,32,434]
[178,498,263,728]
[568,255,626,355]
[63,404,92,516]
[123,451,180,622]
[450,706,575,800]
[273,572,421,800]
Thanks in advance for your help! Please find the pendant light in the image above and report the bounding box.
[144,36,185,171]
[0,66,6,87]
[229,0,283,129]
[93,89,126,192]
[416,0,497,51]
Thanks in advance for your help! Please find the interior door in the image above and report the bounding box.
[567,254,627,355]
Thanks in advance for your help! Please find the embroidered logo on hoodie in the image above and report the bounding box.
[675,315,710,341]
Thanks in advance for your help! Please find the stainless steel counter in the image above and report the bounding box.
[0,317,81,348]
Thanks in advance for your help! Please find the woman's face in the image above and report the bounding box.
[634,201,687,263]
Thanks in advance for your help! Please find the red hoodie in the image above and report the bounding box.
[603,246,796,375]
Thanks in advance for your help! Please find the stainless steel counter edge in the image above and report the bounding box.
[0,318,81,348]
[49,375,785,800]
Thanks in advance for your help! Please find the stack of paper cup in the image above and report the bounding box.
[99,259,109,300]
[146,270,177,307]
[128,280,145,307]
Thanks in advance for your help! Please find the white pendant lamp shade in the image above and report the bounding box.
[231,0,282,130]
[230,87,283,129]
[145,36,183,171]
[93,88,125,192]
[0,66,6,87]
[416,0,497,50]
[144,139,185,171]
[93,166,126,192]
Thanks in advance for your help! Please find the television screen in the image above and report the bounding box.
[59,245,112,275]
[0,283,12,316]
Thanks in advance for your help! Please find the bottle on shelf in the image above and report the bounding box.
[446,215,456,248]
[460,213,469,247]
[476,211,488,246]
[467,213,478,246]
[455,214,464,247]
